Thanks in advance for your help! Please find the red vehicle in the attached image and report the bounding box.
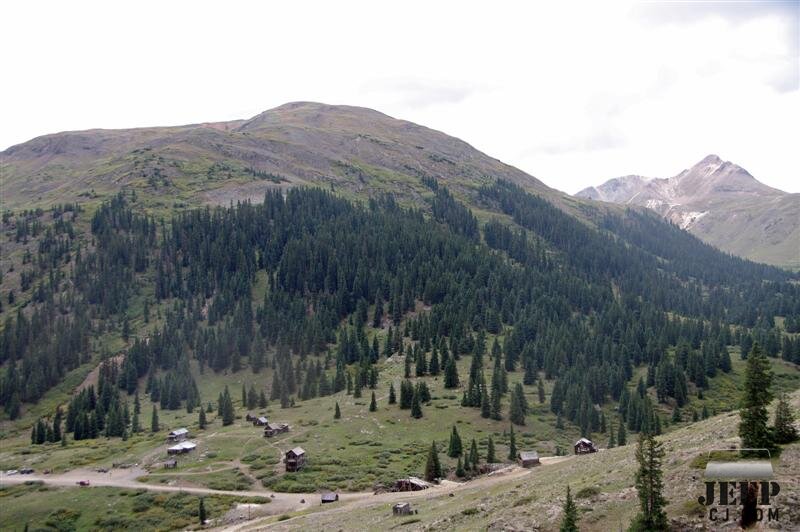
[77,480,90,486]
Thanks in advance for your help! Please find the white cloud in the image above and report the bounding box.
[1,0,797,193]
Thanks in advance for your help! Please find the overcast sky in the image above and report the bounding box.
[1,1,798,193]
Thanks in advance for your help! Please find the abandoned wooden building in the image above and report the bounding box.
[394,477,432,492]
[245,413,255,422]
[264,422,289,438]
[393,502,414,515]
[574,437,598,454]
[252,416,269,426]
[517,450,540,468]
[167,441,197,455]
[285,447,306,472]
[163,459,177,469]
[321,491,339,504]
[167,428,189,442]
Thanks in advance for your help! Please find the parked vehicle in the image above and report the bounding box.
[77,480,90,486]
[19,468,34,474]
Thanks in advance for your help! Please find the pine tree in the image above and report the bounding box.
[486,436,497,463]
[199,498,206,525]
[507,425,517,460]
[630,433,668,531]
[559,486,579,532]
[259,390,267,408]
[537,377,545,404]
[369,392,377,412]
[388,383,396,404]
[198,408,207,429]
[617,418,627,446]
[607,421,616,448]
[773,393,799,444]
[424,441,442,481]
[151,405,159,433]
[509,383,527,426]
[671,406,681,423]
[411,388,423,418]
[468,438,479,470]
[739,343,774,450]
[448,425,463,457]
[443,356,459,388]
[221,386,235,426]
[455,456,465,477]
[334,401,341,419]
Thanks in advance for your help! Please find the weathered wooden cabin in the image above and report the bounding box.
[393,502,413,515]
[395,477,432,491]
[252,416,269,426]
[285,447,306,472]
[517,450,540,468]
[163,459,177,469]
[264,422,289,438]
[321,491,339,503]
[574,437,597,454]
[167,428,189,442]
[167,441,197,455]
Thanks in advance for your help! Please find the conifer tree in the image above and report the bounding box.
[199,498,206,525]
[607,421,616,448]
[487,436,497,463]
[773,393,798,444]
[198,407,207,429]
[469,438,479,470]
[559,486,579,532]
[151,405,159,433]
[369,391,377,412]
[443,355,459,388]
[617,417,627,446]
[424,440,442,481]
[259,390,267,408]
[429,348,440,376]
[509,383,527,426]
[221,386,235,426]
[631,433,668,531]
[507,424,517,460]
[739,343,774,450]
[455,456,465,477]
[388,383,396,404]
[334,401,341,419]
[538,377,545,404]
[448,425,463,457]
[411,388,423,419]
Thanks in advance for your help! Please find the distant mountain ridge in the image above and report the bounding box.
[576,155,800,268]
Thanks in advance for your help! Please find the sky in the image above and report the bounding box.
[1,0,798,194]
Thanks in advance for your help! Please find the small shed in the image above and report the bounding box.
[321,491,339,504]
[245,413,255,422]
[395,477,432,492]
[517,450,540,468]
[285,447,306,472]
[574,438,597,454]
[264,422,289,438]
[393,502,413,515]
[164,459,177,469]
[253,416,269,426]
[167,428,189,442]
[167,441,197,455]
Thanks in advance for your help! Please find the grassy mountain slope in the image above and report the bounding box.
[1,102,570,213]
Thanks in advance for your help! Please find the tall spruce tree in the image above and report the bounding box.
[487,436,497,463]
[559,486,579,532]
[507,425,517,460]
[369,391,377,412]
[448,425,463,457]
[334,401,341,419]
[388,383,396,404]
[630,433,668,531]
[151,405,159,433]
[773,393,798,444]
[738,343,774,450]
[424,441,442,481]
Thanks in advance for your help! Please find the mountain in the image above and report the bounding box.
[576,155,800,268]
[0,101,566,211]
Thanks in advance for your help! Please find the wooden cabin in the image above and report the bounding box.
[321,491,339,504]
[245,413,255,422]
[167,428,189,442]
[285,447,306,472]
[395,477,432,491]
[167,441,197,455]
[163,459,177,469]
[517,450,540,468]
[574,438,597,454]
[393,502,413,515]
[264,422,289,438]
[252,416,269,426]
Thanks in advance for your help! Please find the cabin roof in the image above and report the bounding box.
[518,451,539,460]
[168,441,197,451]
[575,437,593,445]
[288,447,306,456]
[169,428,189,436]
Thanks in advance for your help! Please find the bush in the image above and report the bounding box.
[575,486,600,499]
